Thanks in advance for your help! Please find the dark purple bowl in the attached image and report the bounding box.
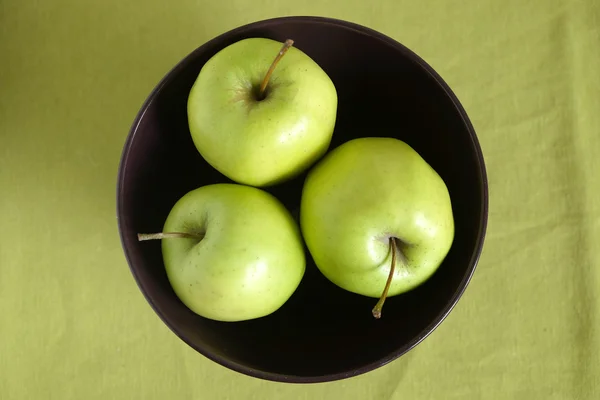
[117,16,488,383]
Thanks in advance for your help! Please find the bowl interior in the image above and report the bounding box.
[118,17,487,383]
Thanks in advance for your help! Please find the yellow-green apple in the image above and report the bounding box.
[300,138,454,318]
[138,184,305,322]
[187,38,338,187]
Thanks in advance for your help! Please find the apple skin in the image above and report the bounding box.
[161,184,305,322]
[187,38,338,187]
[300,137,455,298]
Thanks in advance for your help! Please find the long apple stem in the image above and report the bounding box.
[137,232,202,241]
[372,237,397,319]
[258,39,294,100]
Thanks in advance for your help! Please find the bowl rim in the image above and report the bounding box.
[116,15,489,384]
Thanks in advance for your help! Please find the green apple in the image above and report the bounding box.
[138,183,305,322]
[300,137,454,318]
[187,38,338,187]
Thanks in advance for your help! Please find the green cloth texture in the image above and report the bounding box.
[1,0,599,398]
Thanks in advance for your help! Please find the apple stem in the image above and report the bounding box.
[258,39,294,100]
[372,237,398,319]
[137,232,202,241]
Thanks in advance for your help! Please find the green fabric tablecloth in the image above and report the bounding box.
[1,0,599,398]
